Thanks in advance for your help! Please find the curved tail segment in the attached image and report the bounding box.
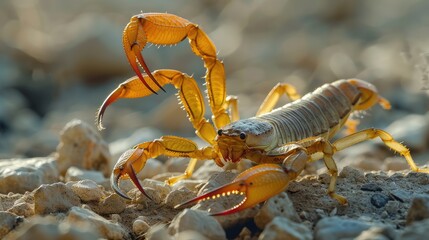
[122,13,231,129]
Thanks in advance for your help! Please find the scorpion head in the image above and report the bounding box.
[216,119,276,162]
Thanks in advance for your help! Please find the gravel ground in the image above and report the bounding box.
[1,0,429,239]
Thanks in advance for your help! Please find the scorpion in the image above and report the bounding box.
[97,12,429,216]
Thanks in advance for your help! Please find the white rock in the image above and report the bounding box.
[56,119,112,176]
[66,206,130,240]
[259,217,312,240]
[0,157,58,194]
[314,216,373,240]
[355,226,397,240]
[90,193,126,215]
[140,179,172,204]
[176,230,210,240]
[7,202,34,217]
[4,216,100,240]
[71,180,104,202]
[34,182,80,214]
[165,187,196,208]
[132,217,150,236]
[146,224,172,240]
[192,161,225,181]
[0,211,22,239]
[254,192,300,229]
[169,209,226,240]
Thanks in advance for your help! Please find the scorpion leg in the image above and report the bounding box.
[334,128,429,173]
[224,95,240,122]
[256,83,301,116]
[112,136,217,199]
[176,145,309,216]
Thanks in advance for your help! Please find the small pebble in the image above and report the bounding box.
[254,192,300,229]
[133,218,150,236]
[168,209,226,240]
[34,182,80,214]
[315,216,372,240]
[370,193,390,208]
[66,206,130,240]
[339,166,365,183]
[71,180,104,202]
[259,217,312,240]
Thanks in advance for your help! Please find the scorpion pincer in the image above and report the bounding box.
[97,12,429,216]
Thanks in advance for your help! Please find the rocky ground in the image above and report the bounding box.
[1,116,429,239]
[1,0,429,239]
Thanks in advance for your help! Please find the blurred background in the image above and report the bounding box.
[1,0,428,161]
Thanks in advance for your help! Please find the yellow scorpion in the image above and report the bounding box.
[97,13,429,216]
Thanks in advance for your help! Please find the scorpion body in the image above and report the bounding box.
[97,12,429,216]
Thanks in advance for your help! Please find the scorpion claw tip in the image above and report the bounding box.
[110,172,131,200]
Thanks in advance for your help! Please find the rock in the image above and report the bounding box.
[254,192,300,229]
[66,206,130,240]
[192,161,225,181]
[140,179,172,204]
[360,183,382,192]
[389,189,412,203]
[339,166,365,183]
[314,217,372,240]
[0,157,58,194]
[165,187,196,208]
[176,230,210,240]
[401,218,429,240]
[0,211,22,239]
[4,216,100,240]
[65,167,107,186]
[355,226,397,240]
[146,224,172,240]
[170,179,205,192]
[7,202,34,217]
[259,217,312,240]
[56,119,112,176]
[169,209,226,240]
[384,114,429,151]
[132,217,150,236]
[70,180,104,202]
[90,193,126,215]
[370,193,390,208]
[406,195,429,225]
[34,182,80,214]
